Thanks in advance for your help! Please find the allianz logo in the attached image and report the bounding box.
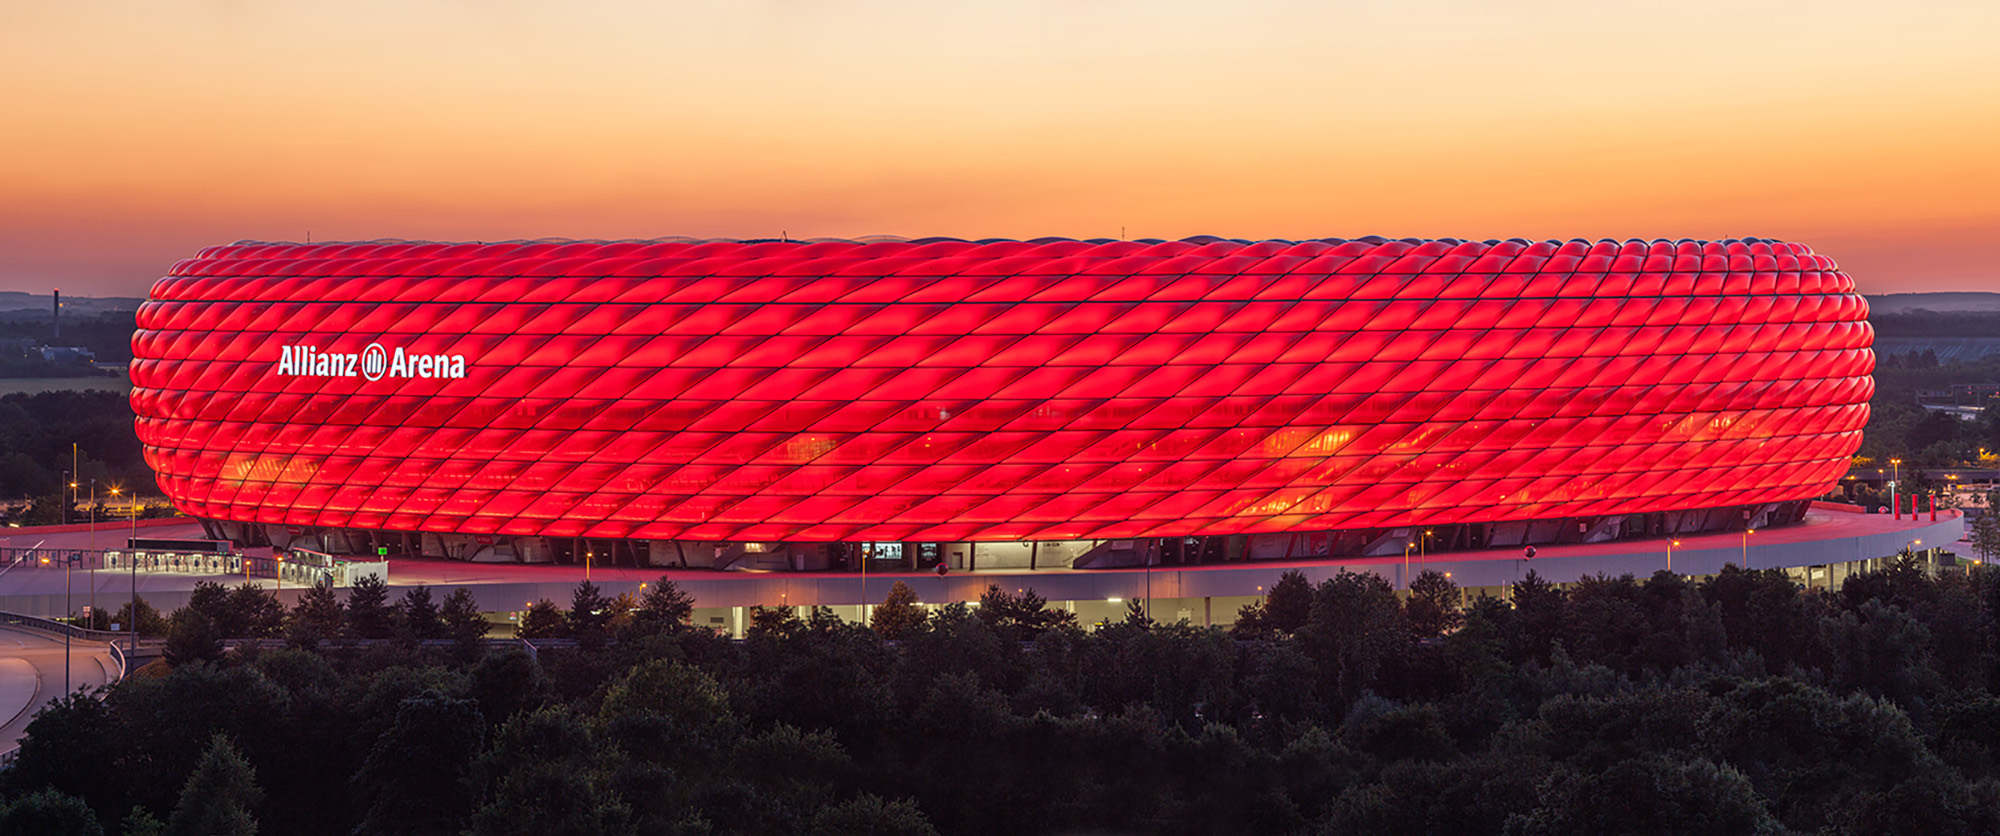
[277,344,468,381]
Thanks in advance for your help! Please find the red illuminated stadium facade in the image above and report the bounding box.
[130,236,1872,569]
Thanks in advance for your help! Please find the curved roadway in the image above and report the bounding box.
[0,626,118,756]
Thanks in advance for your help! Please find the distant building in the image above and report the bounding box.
[36,345,95,363]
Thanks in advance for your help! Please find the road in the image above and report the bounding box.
[0,626,119,756]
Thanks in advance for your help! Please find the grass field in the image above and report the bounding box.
[0,376,130,396]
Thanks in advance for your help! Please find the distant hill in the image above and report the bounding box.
[1865,292,2000,314]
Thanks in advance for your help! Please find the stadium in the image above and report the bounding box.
[124,235,1898,585]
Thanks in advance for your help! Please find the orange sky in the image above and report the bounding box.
[3,1,1997,296]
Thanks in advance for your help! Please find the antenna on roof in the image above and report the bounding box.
[781,230,788,242]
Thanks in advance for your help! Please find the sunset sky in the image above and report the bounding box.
[4,0,1996,296]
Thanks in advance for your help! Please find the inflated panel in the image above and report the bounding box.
[131,236,1872,542]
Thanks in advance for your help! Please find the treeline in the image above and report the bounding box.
[9,558,2000,833]
[0,390,156,507]
[0,309,138,362]
[1858,350,2000,466]
[1871,310,2000,339]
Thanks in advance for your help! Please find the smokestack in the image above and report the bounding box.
[52,289,59,340]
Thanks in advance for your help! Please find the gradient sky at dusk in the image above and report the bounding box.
[4,0,1996,296]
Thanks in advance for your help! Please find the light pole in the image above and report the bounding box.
[1144,543,1153,623]
[1667,539,1681,574]
[859,545,868,626]
[87,478,96,622]
[1741,528,1755,568]
[114,487,138,652]
[61,553,71,693]
[1404,541,1416,589]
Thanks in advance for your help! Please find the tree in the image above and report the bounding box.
[1299,571,1409,708]
[121,807,166,836]
[517,599,567,639]
[345,574,396,639]
[1505,755,1778,834]
[441,588,489,645]
[352,692,486,835]
[809,794,939,836]
[1973,506,2000,566]
[1264,569,1314,634]
[163,609,223,666]
[398,585,442,640]
[749,605,804,640]
[285,578,343,648]
[0,788,103,836]
[1406,570,1463,639]
[165,734,262,836]
[871,581,930,639]
[185,581,230,625]
[630,578,695,635]
[1509,569,1568,663]
[1119,598,1155,629]
[468,707,629,836]
[599,659,734,731]
[4,691,122,822]
[975,586,1077,640]
[566,581,612,645]
[222,582,284,638]
[110,597,168,637]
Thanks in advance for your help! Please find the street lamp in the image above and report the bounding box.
[1404,541,1416,589]
[1667,539,1681,573]
[1742,528,1755,568]
[113,486,138,652]
[87,478,96,621]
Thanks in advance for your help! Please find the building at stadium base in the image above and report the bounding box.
[131,236,1873,572]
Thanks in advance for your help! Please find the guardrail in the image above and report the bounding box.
[0,611,130,643]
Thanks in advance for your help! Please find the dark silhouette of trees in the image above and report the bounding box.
[516,599,566,640]
[629,578,694,636]
[110,598,167,637]
[1407,570,1463,639]
[165,734,262,836]
[565,581,612,646]
[351,692,485,834]
[286,578,343,647]
[398,585,442,640]
[163,609,222,665]
[0,788,103,836]
[871,580,929,639]
[20,559,2000,833]
[345,574,396,639]
[440,588,489,645]
[975,585,1077,640]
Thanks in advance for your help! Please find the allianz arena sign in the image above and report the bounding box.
[276,343,468,381]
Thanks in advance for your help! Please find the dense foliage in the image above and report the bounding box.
[8,558,2000,833]
[0,390,158,510]
[1860,342,2000,467]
